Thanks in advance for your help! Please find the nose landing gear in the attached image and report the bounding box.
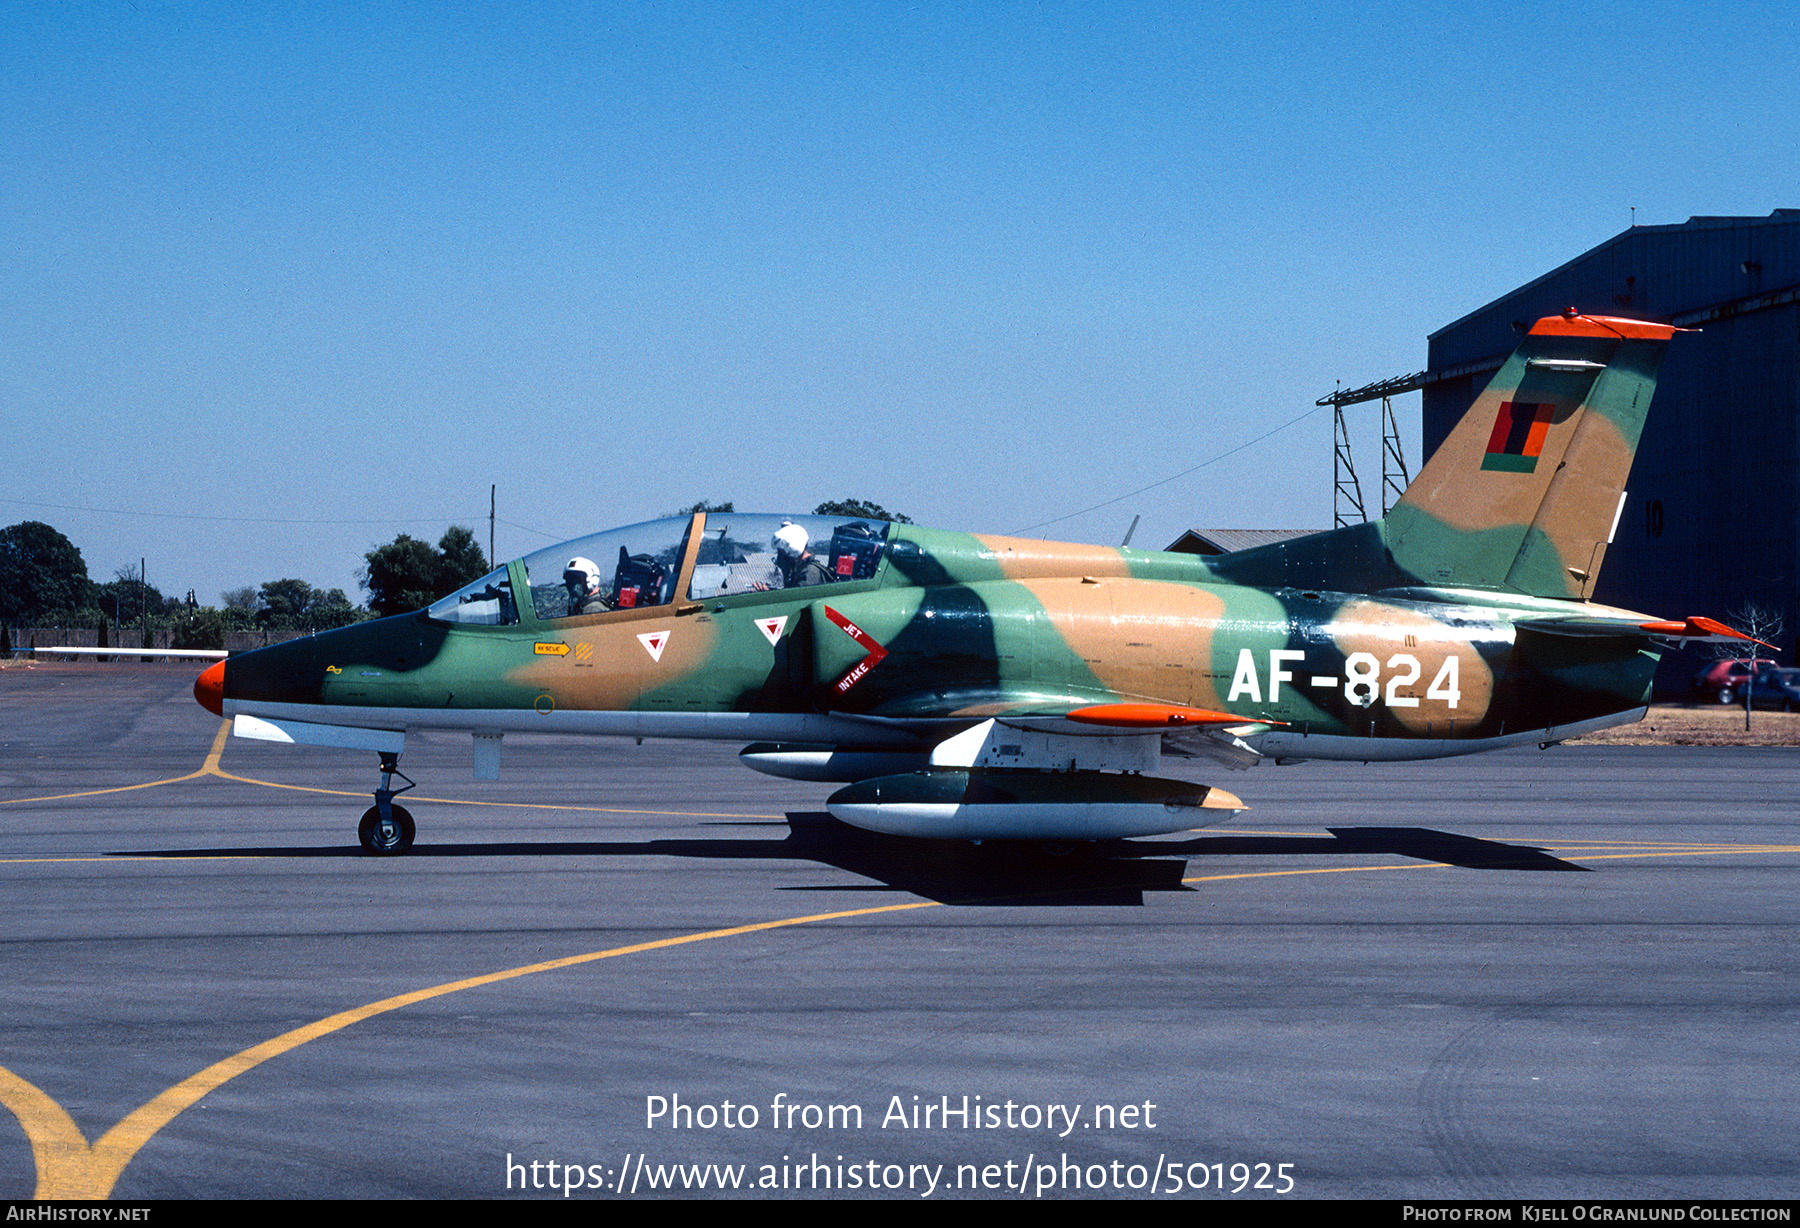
[358,751,417,855]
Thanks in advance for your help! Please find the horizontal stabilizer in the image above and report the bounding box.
[1517,613,1777,650]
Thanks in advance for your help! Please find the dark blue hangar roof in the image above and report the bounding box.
[1429,209,1800,376]
[1420,209,1800,676]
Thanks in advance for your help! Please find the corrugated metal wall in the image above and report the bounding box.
[1422,211,1800,685]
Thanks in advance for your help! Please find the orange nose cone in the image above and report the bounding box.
[194,659,226,716]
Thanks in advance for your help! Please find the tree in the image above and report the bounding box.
[312,588,360,629]
[98,569,166,629]
[171,607,226,650]
[667,500,734,516]
[257,579,319,631]
[813,499,912,524]
[1710,601,1788,730]
[362,537,440,619]
[0,522,95,625]
[362,527,490,619]
[436,526,488,590]
[220,586,261,632]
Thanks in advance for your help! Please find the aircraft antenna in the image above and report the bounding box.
[489,485,496,566]
[1121,514,1139,548]
[1332,394,1367,528]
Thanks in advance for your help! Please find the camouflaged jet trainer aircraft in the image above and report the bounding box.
[196,311,1757,855]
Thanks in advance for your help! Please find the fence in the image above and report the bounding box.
[0,626,312,659]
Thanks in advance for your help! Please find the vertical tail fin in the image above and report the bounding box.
[1383,312,1680,598]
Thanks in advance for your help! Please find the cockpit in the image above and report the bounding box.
[426,513,893,626]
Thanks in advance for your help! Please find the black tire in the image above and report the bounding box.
[358,804,416,856]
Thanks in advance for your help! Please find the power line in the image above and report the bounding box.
[494,516,564,542]
[1007,402,1330,536]
[0,497,487,528]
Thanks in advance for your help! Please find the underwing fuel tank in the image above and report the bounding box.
[825,770,1245,841]
[737,743,934,783]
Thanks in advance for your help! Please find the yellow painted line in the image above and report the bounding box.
[4,721,784,821]
[207,769,785,820]
[0,1066,92,1203]
[0,898,938,1200]
[1203,828,1774,851]
[5,838,1800,1199]
[6,718,1800,1200]
[1561,847,1800,862]
[201,720,229,772]
[1175,846,1800,889]
[0,722,231,806]
[0,775,203,805]
[1182,862,1443,885]
[4,861,1453,1198]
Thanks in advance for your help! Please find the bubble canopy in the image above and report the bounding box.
[424,514,891,625]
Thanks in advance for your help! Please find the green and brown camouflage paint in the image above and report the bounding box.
[210,313,1681,757]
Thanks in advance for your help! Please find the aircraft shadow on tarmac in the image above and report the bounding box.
[121,816,1584,907]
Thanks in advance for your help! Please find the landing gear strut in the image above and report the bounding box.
[358,751,416,856]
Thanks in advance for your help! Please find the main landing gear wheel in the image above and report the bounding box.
[359,804,415,855]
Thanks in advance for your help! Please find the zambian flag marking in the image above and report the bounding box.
[1482,400,1554,472]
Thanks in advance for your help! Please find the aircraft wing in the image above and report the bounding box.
[835,688,1277,771]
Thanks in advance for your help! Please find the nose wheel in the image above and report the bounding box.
[360,751,417,855]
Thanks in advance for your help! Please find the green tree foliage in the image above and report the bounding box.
[98,568,166,628]
[362,537,439,618]
[667,500,735,516]
[436,526,488,586]
[171,607,226,650]
[362,527,490,619]
[813,499,912,524]
[0,522,96,625]
[257,579,315,631]
[220,586,261,632]
[253,579,361,632]
[309,588,360,630]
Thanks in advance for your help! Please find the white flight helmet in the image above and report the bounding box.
[563,556,602,595]
[771,522,809,558]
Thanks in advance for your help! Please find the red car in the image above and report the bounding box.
[1691,658,1780,703]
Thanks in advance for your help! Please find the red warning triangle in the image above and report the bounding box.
[755,616,787,646]
[637,630,669,663]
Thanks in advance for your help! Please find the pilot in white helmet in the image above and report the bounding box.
[562,556,611,614]
[770,521,832,588]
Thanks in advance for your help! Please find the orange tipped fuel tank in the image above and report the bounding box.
[194,659,225,716]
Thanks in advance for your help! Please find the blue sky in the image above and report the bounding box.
[4,1,1796,604]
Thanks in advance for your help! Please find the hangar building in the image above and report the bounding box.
[1421,210,1800,673]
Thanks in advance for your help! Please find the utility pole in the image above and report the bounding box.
[489,485,496,567]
